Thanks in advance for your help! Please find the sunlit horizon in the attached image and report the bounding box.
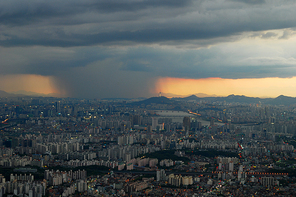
[0,74,60,95]
[155,77,296,98]
[3,75,296,99]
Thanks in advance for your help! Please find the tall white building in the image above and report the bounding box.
[152,117,158,130]
[156,169,166,181]
[229,161,234,172]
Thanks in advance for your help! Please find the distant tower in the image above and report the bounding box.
[56,101,61,114]
[183,117,191,132]
[131,115,141,127]
[210,118,215,126]
[152,117,158,130]
[159,92,162,97]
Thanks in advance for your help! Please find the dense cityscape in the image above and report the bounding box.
[3,0,296,196]
[0,94,296,196]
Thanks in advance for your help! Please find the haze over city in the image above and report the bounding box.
[1,0,296,98]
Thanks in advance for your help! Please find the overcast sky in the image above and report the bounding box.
[1,0,296,98]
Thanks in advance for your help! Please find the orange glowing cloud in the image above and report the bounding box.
[155,77,296,98]
[0,74,60,95]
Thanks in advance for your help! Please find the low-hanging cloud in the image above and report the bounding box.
[52,58,157,98]
[1,0,296,47]
[1,1,296,98]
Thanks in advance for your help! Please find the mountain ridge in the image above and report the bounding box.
[136,94,296,106]
[1,89,296,106]
[0,90,60,98]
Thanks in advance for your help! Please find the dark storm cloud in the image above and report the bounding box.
[2,44,296,78]
[49,45,296,98]
[2,0,296,98]
[2,42,296,98]
[88,0,193,12]
[52,58,157,98]
[0,46,116,75]
[1,0,296,47]
[230,0,266,4]
[0,0,192,25]
[0,28,229,47]
[115,47,296,79]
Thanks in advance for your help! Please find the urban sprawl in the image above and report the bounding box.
[0,95,296,196]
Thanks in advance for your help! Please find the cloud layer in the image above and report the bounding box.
[2,0,296,98]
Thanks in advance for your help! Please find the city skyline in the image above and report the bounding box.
[1,1,296,98]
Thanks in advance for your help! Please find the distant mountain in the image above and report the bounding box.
[217,94,262,104]
[102,97,147,101]
[15,90,62,97]
[131,96,175,105]
[2,89,296,106]
[196,93,218,97]
[0,90,30,97]
[173,94,259,103]
[159,92,181,98]
[217,94,296,106]
[173,95,200,101]
[172,93,218,100]
[184,95,199,100]
[169,94,296,106]
[161,92,218,98]
[0,90,61,98]
[177,94,262,104]
[11,90,49,97]
[265,95,296,106]
[0,90,13,97]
